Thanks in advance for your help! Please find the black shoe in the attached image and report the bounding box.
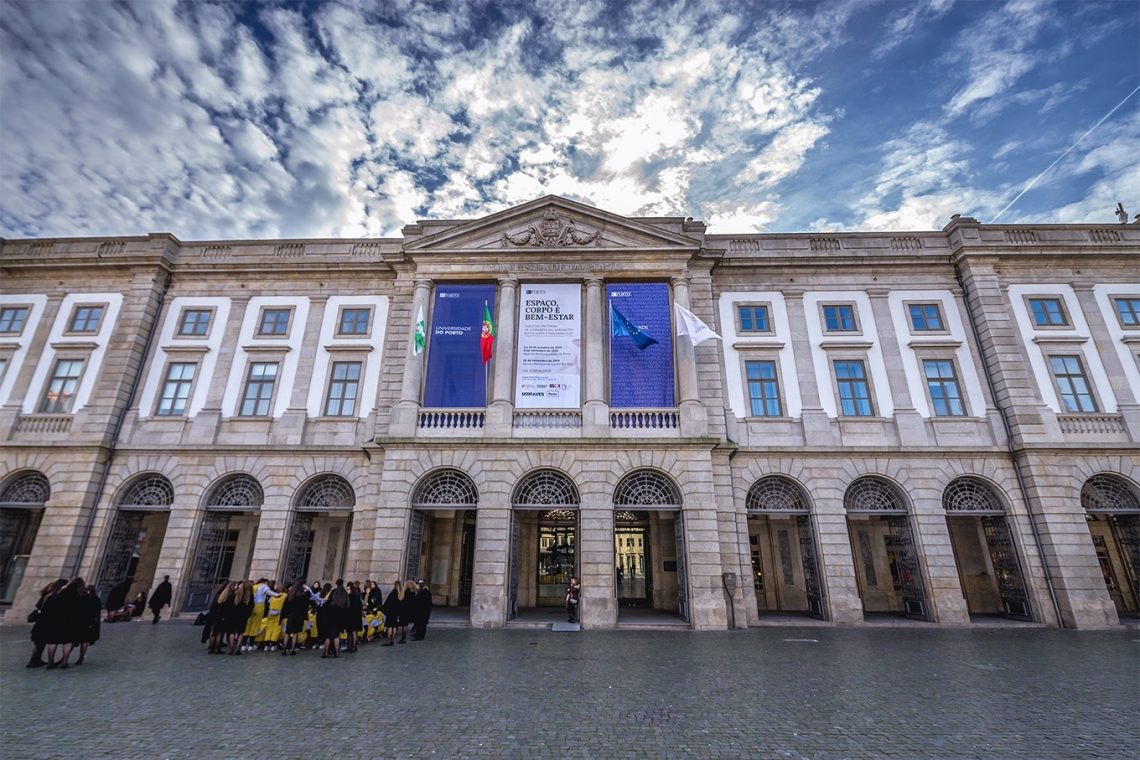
[46,662,58,670]
[27,660,45,668]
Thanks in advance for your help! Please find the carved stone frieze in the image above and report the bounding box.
[500,208,600,247]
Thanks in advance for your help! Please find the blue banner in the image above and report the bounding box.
[608,283,674,407]
[424,284,496,407]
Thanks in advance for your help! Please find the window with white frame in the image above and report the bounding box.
[744,360,782,416]
[177,308,213,337]
[39,358,85,413]
[257,308,292,336]
[821,303,858,332]
[239,362,279,416]
[833,359,874,416]
[156,362,196,416]
[1027,297,1068,327]
[324,361,362,416]
[0,306,30,334]
[736,304,772,334]
[1112,297,1140,328]
[1048,355,1097,413]
[922,359,966,416]
[68,305,105,333]
[908,303,945,332]
[337,308,372,336]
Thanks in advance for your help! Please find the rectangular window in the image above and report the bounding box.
[1113,297,1140,327]
[908,303,945,332]
[822,304,858,332]
[157,362,196,416]
[1049,355,1097,413]
[922,359,966,416]
[834,360,873,416]
[178,309,213,336]
[239,362,278,416]
[0,306,30,334]
[257,308,292,336]
[744,360,782,416]
[737,305,770,333]
[324,361,362,416]
[338,308,372,336]
[68,305,105,333]
[39,358,85,413]
[1028,297,1068,327]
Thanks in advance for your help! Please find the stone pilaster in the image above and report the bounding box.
[582,277,608,434]
[487,277,518,435]
[391,279,432,435]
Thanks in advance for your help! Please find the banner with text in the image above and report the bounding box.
[515,283,581,409]
[608,282,674,408]
[423,284,496,408]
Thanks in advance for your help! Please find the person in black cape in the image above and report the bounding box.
[148,575,173,624]
[27,579,66,668]
[380,580,404,646]
[75,583,102,664]
[319,580,348,658]
[411,579,433,641]
[45,577,86,669]
[104,578,131,622]
[346,582,364,653]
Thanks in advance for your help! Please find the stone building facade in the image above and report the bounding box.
[1,196,1137,629]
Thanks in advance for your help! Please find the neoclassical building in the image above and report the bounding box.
[1,196,1137,629]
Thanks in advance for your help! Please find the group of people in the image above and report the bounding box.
[201,577,433,658]
[26,578,102,669]
[101,575,173,624]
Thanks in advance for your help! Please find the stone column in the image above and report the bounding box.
[783,289,837,446]
[469,488,510,628]
[582,277,608,434]
[866,287,928,446]
[248,495,290,582]
[391,279,432,435]
[487,277,518,435]
[908,483,970,624]
[579,491,616,628]
[812,487,865,624]
[672,276,708,437]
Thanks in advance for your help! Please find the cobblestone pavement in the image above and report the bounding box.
[1,620,1137,759]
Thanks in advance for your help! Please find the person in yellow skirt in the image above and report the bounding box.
[242,578,281,652]
[259,586,286,651]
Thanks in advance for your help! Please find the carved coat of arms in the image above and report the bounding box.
[500,208,600,247]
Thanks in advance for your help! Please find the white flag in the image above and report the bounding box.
[413,304,426,356]
[674,303,721,346]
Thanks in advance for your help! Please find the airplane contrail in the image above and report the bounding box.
[989,83,1140,223]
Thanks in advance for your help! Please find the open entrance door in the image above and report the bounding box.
[405,509,476,611]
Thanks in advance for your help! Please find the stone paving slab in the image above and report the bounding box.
[1,620,1137,759]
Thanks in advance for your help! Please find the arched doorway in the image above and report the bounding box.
[183,474,263,611]
[613,470,686,621]
[509,469,580,619]
[95,474,173,605]
[943,477,1031,621]
[746,476,825,619]
[406,469,477,611]
[0,471,49,605]
[281,475,354,585]
[1082,474,1140,617]
[844,476,928,620]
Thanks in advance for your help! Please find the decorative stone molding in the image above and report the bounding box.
[500,208,600,247]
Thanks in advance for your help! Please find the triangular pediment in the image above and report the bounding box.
[403,196,700,252]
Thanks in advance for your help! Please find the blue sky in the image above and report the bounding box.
[1,0,1137,240]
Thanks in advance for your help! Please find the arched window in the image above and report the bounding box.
[513,470,579,509]
[613,470,681,508]
[844,477,906,514]
[205,474,263,509]
[295,474,355,510]
[117,474,174,509]
[943,477,1005,514]
[1081,474,1140,513]
[412,469,478,508]
[0,471,50,505]
[747,476,810,513]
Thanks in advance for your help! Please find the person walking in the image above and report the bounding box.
[45,577,85,669]
[148,575,173,624]
[410,579,433,641]
[27,579,66,668]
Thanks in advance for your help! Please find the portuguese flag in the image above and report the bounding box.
[480,301,495,364]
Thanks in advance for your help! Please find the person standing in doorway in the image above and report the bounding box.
[565,576,581,623]
[149,575,173,624]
